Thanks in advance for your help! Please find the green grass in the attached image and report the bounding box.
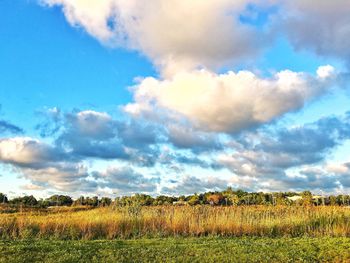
[1,237,350,263]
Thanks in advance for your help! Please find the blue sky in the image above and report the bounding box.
[0,0,350,198]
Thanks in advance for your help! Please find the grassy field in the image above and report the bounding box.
[1,237,350,262]
[1,205,350,239]
[2,206,350,262]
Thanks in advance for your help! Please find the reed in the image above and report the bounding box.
[1,205,350,240]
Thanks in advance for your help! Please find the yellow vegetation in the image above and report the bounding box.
[1,205,350,240]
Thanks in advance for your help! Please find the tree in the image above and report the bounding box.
[329,195,337,206]
[273,192,288,205]
[235,189,247,198]
[188,194,200,206]
[207,194,224,206]
[178,195,186,201]
[74,196,86,206]
[10,195,38,207]
[301,191,313,206]
[100,197,112,207]
[47,195,73,206]
[155,195,176,205]
[226,194,239,205]
[132,194,154,206]
[91,196,99,207]
[38,199,50,208]
[0,193,8,204]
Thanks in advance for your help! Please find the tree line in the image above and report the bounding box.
[1,188,350,208]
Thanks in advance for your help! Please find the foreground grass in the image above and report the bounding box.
[1,237,350,262]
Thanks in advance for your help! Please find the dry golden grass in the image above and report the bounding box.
[1,205,350,240]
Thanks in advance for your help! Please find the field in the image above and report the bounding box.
[1,237,350,262]
[2,205,350,239]
[2,205,350,262]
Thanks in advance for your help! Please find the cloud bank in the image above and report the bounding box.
[41,0,273,76]
[0,1,349,195]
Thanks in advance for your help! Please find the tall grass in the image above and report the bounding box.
[1,205,350,240]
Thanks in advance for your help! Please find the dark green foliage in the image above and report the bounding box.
[115,194,155,207]
[9,195,37,207]
[71,196,112,207]
[0,193,8,204]
[100,197,112,207]
[46,195,73,206]
[2,189,350,208]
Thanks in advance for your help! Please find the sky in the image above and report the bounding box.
[0,0,350,198]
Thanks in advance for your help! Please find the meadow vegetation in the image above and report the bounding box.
[1,205,350,240]
[2,190,350,262]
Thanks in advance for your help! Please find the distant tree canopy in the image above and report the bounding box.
[0,193,8,203]
[47,195,73,206]
[115,194,155,207]
[72,196,112,207]
[10,195,38,206]
[1,188,350,208]
[207,194,224,205]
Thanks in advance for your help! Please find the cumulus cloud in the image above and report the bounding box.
[41,0,350,72]
[25,0,350,195]
[280,0,350,63]
[158,148,221,173]
[2,110,349,194]
[40,0,273,75]
[0,134,160,193]
[41,0,117,42]
[0,106,23,134]
[51,110,162,165]
[0,137,95,192]
[166,124,222,152]
[39,0,346,138]
[35,107,62,137]
[40,109,218,162]
[0,109,167,193]
[126,66,337,133]
[0,137,67,168]
[21,183,45,191]
[325,162,350,189]
[0,120,23,134]
[218,113,350,191]
[40,0,350,71]
[56,110,127,159]
[273,162,350,193]
[161,175,230,195]
[21,164,95,192]
[64,110,117,140]
[93,166,159,195]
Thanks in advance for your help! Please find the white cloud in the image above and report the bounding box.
[21,164,93,192]
[40,0,270,76]
[281,0,350,61]
[326,163,350,175]
[0,137,62,166]
[66,110,116,140]
[13,1,350,195]
[41,0,117,42]
[94,166,159,195]
[317,65,336,79]
[42,0,350,74]
[161,175,230,195]
[21,183,44,191]
[0,137,95,192]
[125,66,336,133]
